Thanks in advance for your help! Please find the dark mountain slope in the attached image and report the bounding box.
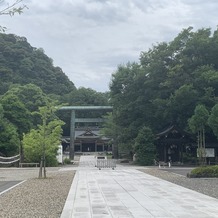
[0,33,76,95]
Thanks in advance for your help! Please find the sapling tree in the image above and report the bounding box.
[188,104,209,165]
[22,103,64,178]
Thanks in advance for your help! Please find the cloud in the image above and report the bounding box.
[1,0,218,92]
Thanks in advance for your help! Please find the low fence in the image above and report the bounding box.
[154,159,171,168]
[19,162,39,167]
[96,159,116,170]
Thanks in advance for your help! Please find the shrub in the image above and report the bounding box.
[188,165,218,178]
[134,126,156,166]
[183,153,197,164]
[46,153,58,167]
[63,158,71,165]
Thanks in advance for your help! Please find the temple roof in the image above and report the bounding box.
[62,128,110,143]
[156,125,180,137]
[77,129,100,139]
[156,125,195,146]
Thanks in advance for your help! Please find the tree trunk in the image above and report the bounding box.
[112,142,118,159]
[202,127,206,165]
[38,157,43,178]
[43,155,46,178]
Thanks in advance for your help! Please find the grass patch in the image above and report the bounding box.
[188,165,218,178]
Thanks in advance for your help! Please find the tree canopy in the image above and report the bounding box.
[134,126,156,165]
[22,104,64,177]
[109,26,218,155]
[0,104,19,156]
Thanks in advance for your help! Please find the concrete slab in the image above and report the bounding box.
[61,156,218,218]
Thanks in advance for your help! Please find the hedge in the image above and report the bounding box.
[188,165,218,178]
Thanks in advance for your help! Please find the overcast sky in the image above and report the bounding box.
[1,0,218,92]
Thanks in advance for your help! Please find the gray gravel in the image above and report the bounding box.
[0,168,75,218]
[140,168,218,199]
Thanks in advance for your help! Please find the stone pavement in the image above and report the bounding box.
[61,156,218,218]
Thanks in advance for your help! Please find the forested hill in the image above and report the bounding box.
[0,33,76,95]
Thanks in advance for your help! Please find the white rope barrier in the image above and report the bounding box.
[0,154,20,165]
[0,154,20,160]
[0,158,20,164]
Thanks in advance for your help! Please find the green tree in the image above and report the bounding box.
[101,112,120,158]
[65,87,108,106]
[134,126,156,165]
[0,104,19,156]
[208,104,218,140]
[188,104,209,165]
[110,63,147,144]
[168,84,199,129]
[3,84,52,127]
[22,104,64,178]
[0,92,32,136]
[0,84,55,160]
[109,26,218,159]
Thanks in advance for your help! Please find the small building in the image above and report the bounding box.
[156,125,194,163]
[62,128,111,154]
[156,125,218,164]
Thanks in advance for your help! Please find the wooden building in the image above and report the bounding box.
[156,126,194,163]
[62,128,111,154]
[156,125,218,164]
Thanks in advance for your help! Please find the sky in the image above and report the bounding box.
[1,0,218,92]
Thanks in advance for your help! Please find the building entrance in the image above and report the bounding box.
[82,143,95,152]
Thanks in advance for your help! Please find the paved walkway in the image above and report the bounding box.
[61,156,218,218]
[0,181,23,195]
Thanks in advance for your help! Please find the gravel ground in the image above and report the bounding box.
[0,168,75,218]
[140,168,218,199]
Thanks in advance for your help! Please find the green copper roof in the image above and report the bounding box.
[60,106,113,111]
